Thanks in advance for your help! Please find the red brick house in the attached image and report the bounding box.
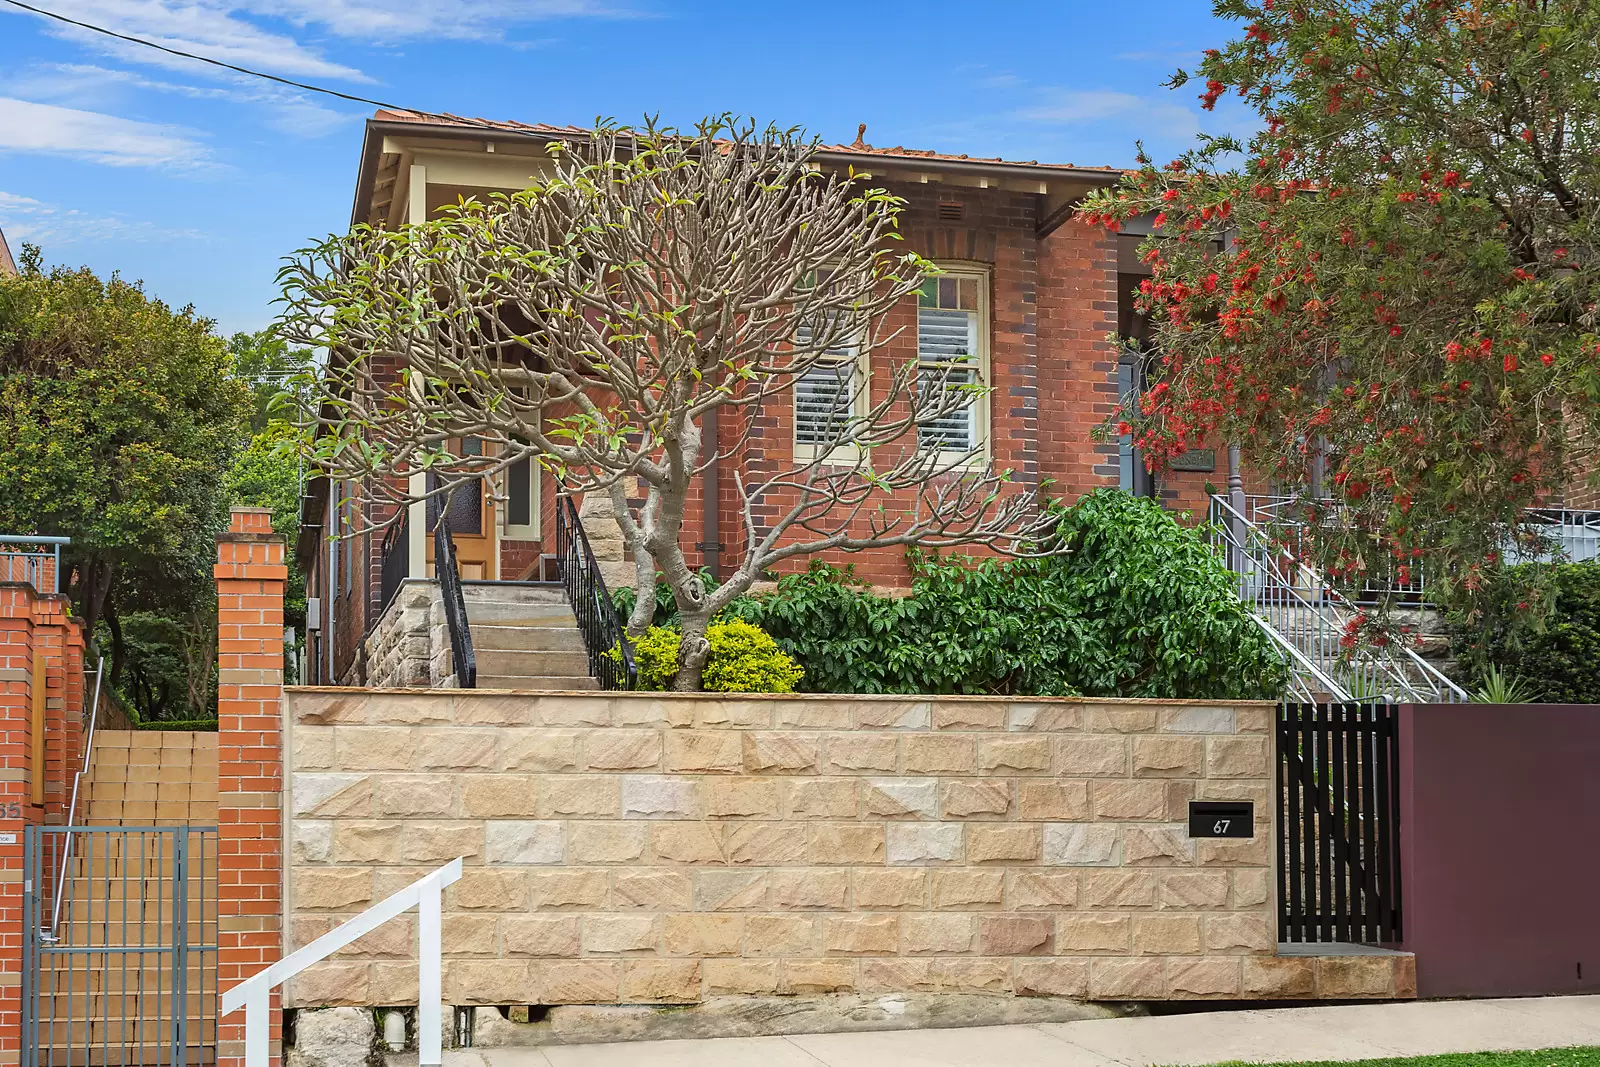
[299,111,1225,687]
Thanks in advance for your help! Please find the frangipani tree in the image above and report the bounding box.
[280,117,1052,689]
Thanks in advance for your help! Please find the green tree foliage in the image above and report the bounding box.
[1453,560,1600,703]
[621,619,804,693]
[629,490,1283,699]
[0,247,250,715]
[1076,0,1600,623]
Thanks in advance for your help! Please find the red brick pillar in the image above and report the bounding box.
[0,584,39,1064]
[215,508,287,1067]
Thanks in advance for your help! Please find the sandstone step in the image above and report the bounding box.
[473,648,593,677]
[469,624,586,653]
[475,675,602,691]
[463,601,581,628]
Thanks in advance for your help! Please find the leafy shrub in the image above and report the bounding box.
[1452,560,1600,703]
[621,619,804,693]
[721,489,1283,700]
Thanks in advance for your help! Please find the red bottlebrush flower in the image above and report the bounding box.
[1541,352,1555,366]
[1203,273,1219,294]
[1504,353,1519,373]
[1513,267,1536,282]
[1442,170,1461,187]
[1389,326,1403,337]
[1459,380,1472,391]
[1444,341,1463,361]
[1162,188,1179,202]
[1520,128,1535,142]
[1396,191,1416,203]
[1151,212,1167,229]
[1554,248,1568,259]
[1517,600,1531,610]
[1116,421,1132,435]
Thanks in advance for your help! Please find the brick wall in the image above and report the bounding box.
[216,508,288,1067]
[278,689,1323,1007]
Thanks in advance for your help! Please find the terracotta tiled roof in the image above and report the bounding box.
[371,110,1128,177]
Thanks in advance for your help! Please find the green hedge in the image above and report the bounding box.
[1451,560,1600,703]
[622,489,1283,700]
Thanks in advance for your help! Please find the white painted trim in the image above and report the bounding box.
[407,163,428,224]
[222,858,464,1067]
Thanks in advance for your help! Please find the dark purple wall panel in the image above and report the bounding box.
[1400,703,1600,998]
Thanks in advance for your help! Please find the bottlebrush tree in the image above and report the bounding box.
[1076,0,1600,622]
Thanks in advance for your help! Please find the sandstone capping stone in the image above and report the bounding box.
[1243,955,1315,997]
[1315,955,1397,997]
[531,695,610,727]
[775,700,854,729]
[695,699,771,728]
[933,701,1006,730]
[855,700,931,730]
[1007,703,1081,732]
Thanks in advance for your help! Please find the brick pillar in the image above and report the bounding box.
[30,597,70,823]
[215,507,287,1067]
[0,585,34,1065]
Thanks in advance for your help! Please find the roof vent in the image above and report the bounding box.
[938,202,965,222]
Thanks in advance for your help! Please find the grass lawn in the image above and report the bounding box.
[1226,1050,1600,1067]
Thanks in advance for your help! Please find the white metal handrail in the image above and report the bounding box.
[221,857,463,1067]
[46,655,105,938]
[1210,495,1469,704]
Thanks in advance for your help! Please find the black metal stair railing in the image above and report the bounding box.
[433,508,477,689]
[376,510,409,622]
[554,494,636,690]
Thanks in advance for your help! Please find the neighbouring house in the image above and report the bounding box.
[298,111,1230,689]
[0,227,17,277]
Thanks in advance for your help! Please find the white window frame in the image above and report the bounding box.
[916,262,991,464]
[792,303,870,465]
[499,449,543,541]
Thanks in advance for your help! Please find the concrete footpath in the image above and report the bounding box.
[413,996,1600,1066]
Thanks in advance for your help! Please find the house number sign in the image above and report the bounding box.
[1188,800,1254,839]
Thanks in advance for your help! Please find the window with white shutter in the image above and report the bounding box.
[793,309,864,460]
[917,268,988,456]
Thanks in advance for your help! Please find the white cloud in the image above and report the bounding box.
[246,0,630,42]
[0,188,208,244]
[0,96,212,168]
[9,62,354,137]
[1014,88,1201,140]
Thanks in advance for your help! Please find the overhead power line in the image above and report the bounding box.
[0,0,531,139]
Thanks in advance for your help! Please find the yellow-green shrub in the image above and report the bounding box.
[616,619,803,693]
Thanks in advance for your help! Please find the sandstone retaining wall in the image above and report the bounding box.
[281,688,1344,1008]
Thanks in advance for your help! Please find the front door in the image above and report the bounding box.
[426,438,497,580]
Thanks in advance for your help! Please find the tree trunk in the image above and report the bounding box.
[673,607,713,692]
[106,606,126,688]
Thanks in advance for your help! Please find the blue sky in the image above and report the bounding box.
[0,0,1251,336]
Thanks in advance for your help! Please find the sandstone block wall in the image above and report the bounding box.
[364,582,454,689]
[283,689,1288,1007]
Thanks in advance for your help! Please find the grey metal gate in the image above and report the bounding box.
[23,825,217,1066]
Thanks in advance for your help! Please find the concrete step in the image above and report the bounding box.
[461,582,568,605]
[463,601,581,628]
[473,649,592,677]
[475,675,602,691]
[470,624,586,653]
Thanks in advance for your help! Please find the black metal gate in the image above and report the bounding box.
[1278,703,1402,944]
[23,826,217,1066]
